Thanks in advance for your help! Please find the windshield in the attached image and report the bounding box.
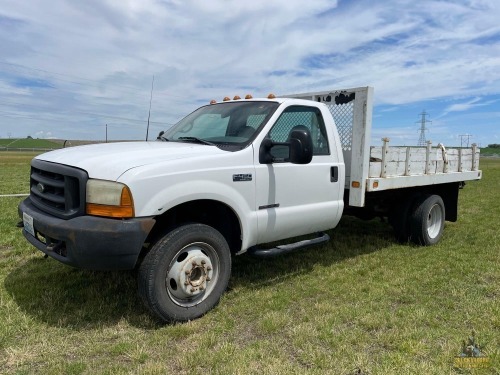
[162,101,279,150]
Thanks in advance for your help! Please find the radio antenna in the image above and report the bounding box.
[145,75,155,141]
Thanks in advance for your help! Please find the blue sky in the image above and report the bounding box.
[0,0,499,147]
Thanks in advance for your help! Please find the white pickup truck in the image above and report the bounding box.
[18,86,481,322]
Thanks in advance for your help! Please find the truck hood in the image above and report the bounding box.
[36,141,227,180]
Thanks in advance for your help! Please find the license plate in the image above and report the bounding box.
[23,212,35,237]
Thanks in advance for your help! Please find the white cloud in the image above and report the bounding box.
[34,131,54,139]
[444,98,482,113]
[439,97,499,118]
[0,0,499,140]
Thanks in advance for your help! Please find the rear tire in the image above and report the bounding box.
[390,198,414,243]
[410,194,445,246]
[138,223,231,322]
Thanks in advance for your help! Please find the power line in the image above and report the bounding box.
[0,66,190,132]
[0,60,187,99]
[0,77,185,104]
[0,106,169,125]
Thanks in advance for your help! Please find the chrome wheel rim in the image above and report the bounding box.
[427,204,443,239]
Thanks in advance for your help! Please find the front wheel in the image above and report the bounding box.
[138,224,231,322]
[410,194,445,246]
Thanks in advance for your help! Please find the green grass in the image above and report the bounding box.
[0,152,38,195]
[0,154,498,374]
[481,147,500,156]
[0,138,61,149]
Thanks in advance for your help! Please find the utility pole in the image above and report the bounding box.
[106,124,108,143]
[417,111,431,146]
[459,134,472,148]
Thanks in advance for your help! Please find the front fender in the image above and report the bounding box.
[118,146,258,251]
[145,180,257,251]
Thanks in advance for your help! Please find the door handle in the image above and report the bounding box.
[331,166,338,182]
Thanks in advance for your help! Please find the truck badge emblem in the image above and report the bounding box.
[233,174,252,182]
[36,183,46,193]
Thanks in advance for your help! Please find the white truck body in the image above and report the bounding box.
[19,86,482,322]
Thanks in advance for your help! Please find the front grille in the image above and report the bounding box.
[30,159,88,219]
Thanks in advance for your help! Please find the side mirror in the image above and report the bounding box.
[157,131,165,140]
[289,128,313,164]
[258,128,313,165]
[259,138,274,164]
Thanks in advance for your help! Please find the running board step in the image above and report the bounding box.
[247,232,330,258]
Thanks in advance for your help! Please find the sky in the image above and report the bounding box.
[0,0,499,147]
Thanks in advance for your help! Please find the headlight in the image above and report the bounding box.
[86,180,135,218]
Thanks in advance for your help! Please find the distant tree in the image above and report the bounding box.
[27,135,33,139]
[487,144,500,148]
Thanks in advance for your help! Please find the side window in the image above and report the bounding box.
[267,106,330,159]
[247,114,266,129]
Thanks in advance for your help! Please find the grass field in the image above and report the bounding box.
[0,152,37,195]
[0,138,62,150]
[481,147,500,156]
[0,152,498,374]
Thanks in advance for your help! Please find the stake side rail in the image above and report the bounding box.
[366,142,482,192]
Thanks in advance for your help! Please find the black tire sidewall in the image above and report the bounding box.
[138,223,231,322]
[390,197,415,243]
[410,194,445,246]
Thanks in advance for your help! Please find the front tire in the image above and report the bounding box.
[138,223,231,322]
[410,194,445,246]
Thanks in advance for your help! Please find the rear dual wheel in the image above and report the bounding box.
[391,194,445,246]
[410,194,445,246]
[138,223,231,322]
[390,197,414,243]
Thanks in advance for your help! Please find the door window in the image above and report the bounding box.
[267,106,329,160]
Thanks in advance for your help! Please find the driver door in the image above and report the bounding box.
[254,105,343,244]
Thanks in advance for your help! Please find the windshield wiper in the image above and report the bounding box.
[177,137,216,146]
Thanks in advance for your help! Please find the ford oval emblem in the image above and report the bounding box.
[37,183,46,193]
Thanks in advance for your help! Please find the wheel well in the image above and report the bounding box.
[145,200,242,254]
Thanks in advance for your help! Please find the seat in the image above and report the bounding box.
[287,125,309,141]
[237,126,255,138]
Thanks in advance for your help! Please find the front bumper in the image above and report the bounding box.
[19,198,155,270]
